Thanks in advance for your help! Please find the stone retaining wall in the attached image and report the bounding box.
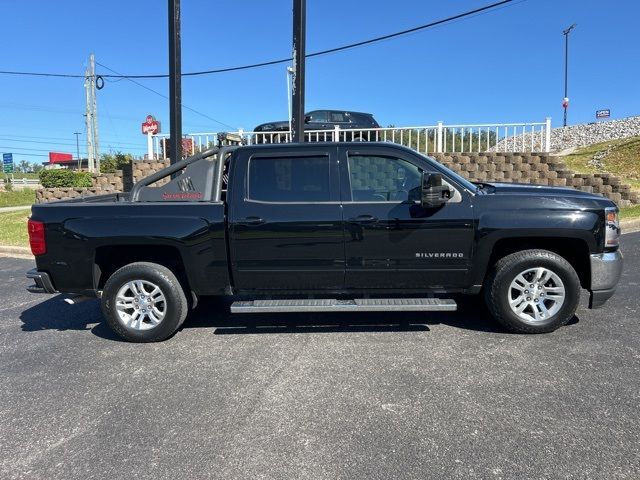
[121,159,171,191]
[35,187,119,203]
[36,160,170,203]
[36,155,639,206]
[91,171,123,191]
[433,152,639,206]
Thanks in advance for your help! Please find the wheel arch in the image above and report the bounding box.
[473,236,591,290]
[94,244,190,292]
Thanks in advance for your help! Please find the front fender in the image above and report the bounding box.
[468,209,602,288]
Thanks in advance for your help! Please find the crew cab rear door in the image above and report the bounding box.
[228,146,344,291]
[338,145,475,290]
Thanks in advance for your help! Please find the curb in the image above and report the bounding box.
[0,245,32,257]
[0,205,32,213]
[621,218,640,234]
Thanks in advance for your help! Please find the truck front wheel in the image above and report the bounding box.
[101,262,188,342]
[484,249,581,333]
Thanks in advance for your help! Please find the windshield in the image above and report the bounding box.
[417,152,478,192]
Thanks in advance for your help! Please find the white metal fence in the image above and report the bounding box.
[152,118,552,159]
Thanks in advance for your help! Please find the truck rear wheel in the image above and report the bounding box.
[101,262,188,342]
[484,249,581,333]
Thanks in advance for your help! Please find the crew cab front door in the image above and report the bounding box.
[228,147,344,291]
[339,146,475,290]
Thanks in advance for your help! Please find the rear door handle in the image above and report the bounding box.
[237,216,265,226]
[348,215,379,224]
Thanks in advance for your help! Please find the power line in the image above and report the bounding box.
[0,0,516,79]
[0,145,77,152]
[96,61,237,130]
[0,102,161,123]
[0,136,145,149]
[0,152,49,158]
[0,133,150,146]
[0,144,146,153]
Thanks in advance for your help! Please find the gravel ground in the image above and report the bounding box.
[0,234,639,479]
[493,116,640,152]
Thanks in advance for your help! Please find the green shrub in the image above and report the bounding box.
[39,169,93,188]
[100,152,133,173]
[3,178,13,191]
[73,172,93,187]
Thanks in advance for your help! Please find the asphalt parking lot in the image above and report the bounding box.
[1,233,639,480]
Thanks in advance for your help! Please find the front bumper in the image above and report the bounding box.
[26,269,57,294]
[589,251,623,308]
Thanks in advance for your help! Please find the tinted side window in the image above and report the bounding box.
[329,112,348,123]
[348,155,422,202]
[249,156,332,202]
[307,111,328,123]
[352,113,378,127]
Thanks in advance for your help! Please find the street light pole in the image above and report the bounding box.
[73,132,81,169]
[562,24,576,127]
[286,66,294,136]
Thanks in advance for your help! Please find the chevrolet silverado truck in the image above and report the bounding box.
[26,140,623,342]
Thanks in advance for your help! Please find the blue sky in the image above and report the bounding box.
[1,0,639,163]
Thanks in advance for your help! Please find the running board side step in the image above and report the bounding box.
[230,298,457,314]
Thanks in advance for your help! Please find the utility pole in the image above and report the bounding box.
[168,0,182,164]
[91,54,100,172]
[562,24,576,127]
[291,0,306,143]
[84,53,100,172]
[84,69,94,172]
[73,132,81,169]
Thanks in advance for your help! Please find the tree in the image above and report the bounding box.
[100,152,133,173]
[18,160,30,173]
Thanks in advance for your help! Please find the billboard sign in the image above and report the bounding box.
[596,109,611,119]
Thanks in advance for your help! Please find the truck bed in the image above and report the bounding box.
[30,200,229,297]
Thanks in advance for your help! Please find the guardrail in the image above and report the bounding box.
[152,118,552,159]
[9,178,40,186]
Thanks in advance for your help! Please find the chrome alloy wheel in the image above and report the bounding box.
[508,267,565,324]
[115,280,166,330]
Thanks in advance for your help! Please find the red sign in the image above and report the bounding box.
[141,115,161,135]
[562,97,569,108]
[48,152,73,163]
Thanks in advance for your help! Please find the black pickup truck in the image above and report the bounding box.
[26,141,623,342]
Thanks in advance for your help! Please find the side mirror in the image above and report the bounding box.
[421,172,450,209]
[304,115,311,123]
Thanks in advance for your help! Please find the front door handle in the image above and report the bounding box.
[237,216,265,226]
[348,215,379,224]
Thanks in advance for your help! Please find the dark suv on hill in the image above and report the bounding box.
[254,110,380,139]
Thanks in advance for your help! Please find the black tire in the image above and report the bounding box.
[484,249,581,333]
[101,262,188,342]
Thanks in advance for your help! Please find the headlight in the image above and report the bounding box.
[605,207,620,248]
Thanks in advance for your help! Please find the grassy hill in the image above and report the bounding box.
[560,136,640,191]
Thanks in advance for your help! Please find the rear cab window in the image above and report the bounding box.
[248,156,333,202]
